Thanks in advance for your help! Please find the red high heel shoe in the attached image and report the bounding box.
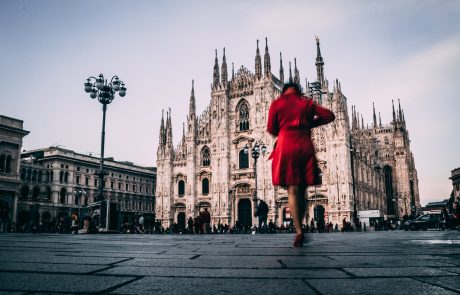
[293,233,304,247]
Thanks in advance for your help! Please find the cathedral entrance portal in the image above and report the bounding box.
[238,199,252,227]
[177,212,186,230]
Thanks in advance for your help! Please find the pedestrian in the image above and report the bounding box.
[201,208,211,234]
[187,216,194,234]
[267,82,335,247]
[256,200,269,233]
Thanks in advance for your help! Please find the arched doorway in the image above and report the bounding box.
[383,166,396,215]
[238,198,252,227]
[177,212,186,230]
[17,210,29,231]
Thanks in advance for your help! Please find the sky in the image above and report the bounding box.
[1,0,459,206]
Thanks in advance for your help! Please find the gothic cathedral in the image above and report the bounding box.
[155,38,420,228]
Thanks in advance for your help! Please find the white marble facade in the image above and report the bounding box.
[156,38,420,228]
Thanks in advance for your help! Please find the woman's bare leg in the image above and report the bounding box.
[288,185,306,234]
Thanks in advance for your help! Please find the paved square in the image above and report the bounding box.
[0,231,459,294]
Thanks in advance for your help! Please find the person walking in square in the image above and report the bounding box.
[267,82,335,247]
[256,200,269,233]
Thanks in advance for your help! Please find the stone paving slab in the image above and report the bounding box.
[117,257,283,268]
[306,278,458,295]
[0,262,108,274]
[415,276,460,293]
[110,277,315,295]
[0,255,127,265]
[0,231,459,294]
[343,266,458,277]
[0,273,136,293]
[100,265,350,279]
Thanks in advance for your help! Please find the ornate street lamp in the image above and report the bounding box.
[83,74,126,230]
[244,141,267,215]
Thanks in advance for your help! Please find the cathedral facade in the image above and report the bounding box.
[155,38,420,228]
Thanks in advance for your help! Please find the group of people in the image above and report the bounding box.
[187,208,211,234]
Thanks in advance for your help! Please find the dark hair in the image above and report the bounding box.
[281,82,302,95]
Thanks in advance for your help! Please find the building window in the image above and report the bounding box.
[64,172,69,183]
[46,187,52,201]
[20,186,29,198]
[77,166,80,171]
[202,178,209,195]
[86,168,89,173]
[237,100,250,131]
[59,188,67,204]
[0,154,5,173]
[239,150,249,169]
[133,185,136,193]
[111,181,114,189]
[201,146,211,166]
[140,186,143,193]
[178,180,185,196]
[32,186,40,200]
[59,171,64,183]
[146,187,150,194]
[94,179,98,187]
[314,168,323,185]
[85,177,89,186]
[38,171,42,183]
[118,183,122,190]
[126,183,129,191]
[76,176,80,185]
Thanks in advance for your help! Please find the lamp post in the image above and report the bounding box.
[244,141,267,216]
[83,74,126,230]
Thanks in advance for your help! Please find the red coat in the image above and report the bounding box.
[267,93,335,186]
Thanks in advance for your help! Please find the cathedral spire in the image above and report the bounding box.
[288,61,293,83]
[392,99,396,123]
[361,114,364,130]
[212,49,220,89]
[189,80,196,115]
[279,52,284,83]
[398,98,403,122]
[351,106,355,129]
[294,58,300,86]
[263,37,271,78]
[232,62,235,80]
[166,108,173,148]
[315,35,325,87]
[160,109,165,145]
[379,112,382,127]
[221,47,228,86]
[182,122,185,142]
[255,39,262,80]
[373,102,377,128]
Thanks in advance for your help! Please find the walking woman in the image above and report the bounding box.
[267,82,335,247]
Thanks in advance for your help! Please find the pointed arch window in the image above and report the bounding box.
[238,101,250,131]
[239,150,249,169]
[178,180,185,197]
[201,146,211,167]
[202,178,209,195]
